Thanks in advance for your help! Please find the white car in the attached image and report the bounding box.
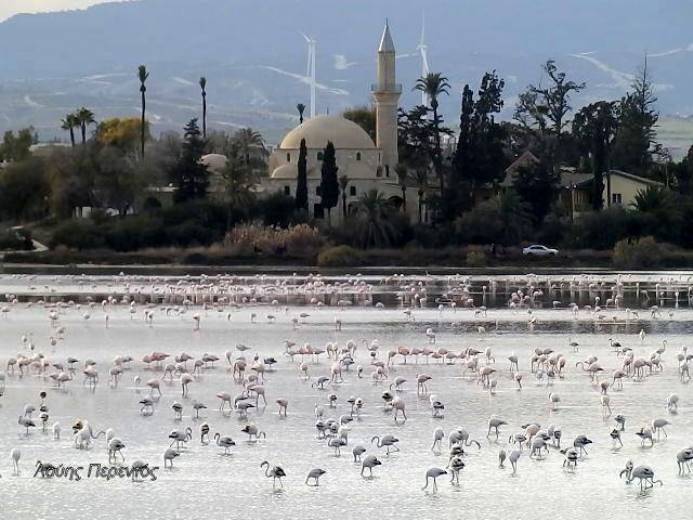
[522,245,558,256]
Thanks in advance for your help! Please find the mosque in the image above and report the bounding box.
[201,21,419,224]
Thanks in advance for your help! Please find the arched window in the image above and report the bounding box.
[286,153,291,162]
[317,151,324,161]
[356,152,361,161]
[284,186,291,196]
[385,165,390,177]
[350,186,356,196]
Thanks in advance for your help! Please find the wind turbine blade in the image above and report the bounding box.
[419,11,426,47]
[299,31,311,43]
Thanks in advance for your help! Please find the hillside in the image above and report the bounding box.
[1,0,691,153]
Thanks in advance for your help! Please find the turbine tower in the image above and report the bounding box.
[301,33,317,119]
[416,13,430,106]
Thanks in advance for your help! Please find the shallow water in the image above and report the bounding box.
[0,276,692,519]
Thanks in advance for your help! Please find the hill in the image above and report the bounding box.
[1,0,691,154]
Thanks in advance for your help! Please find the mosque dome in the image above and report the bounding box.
[271,164,298,179]
[200,154,228,174]
[279,116,376,150]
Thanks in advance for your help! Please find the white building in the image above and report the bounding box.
[261,21,418,223]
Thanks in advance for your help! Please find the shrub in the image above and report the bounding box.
[465,247,487,267]
[257,193,296,227]
[454,202,503,245]
[613,236,665,269]
[104,217,165,251]
[411,223,452,248]
[224,223,321,257]
[536,212,569,247]
[317,245,365,267]
[284,224,322,257]
[50,220,106,250]
[566,208,642,250]
[0,229,33,251]
[167,221,216,247]
[142,196,163,214]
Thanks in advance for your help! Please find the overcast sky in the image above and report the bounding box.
[0,0,114,22]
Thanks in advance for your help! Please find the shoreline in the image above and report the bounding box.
[2,261,692,277]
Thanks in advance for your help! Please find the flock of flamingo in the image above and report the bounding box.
[0,272,692,499]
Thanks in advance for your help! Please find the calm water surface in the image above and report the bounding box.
[0,274,692,519]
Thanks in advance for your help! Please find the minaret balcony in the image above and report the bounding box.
[371,83,402,94]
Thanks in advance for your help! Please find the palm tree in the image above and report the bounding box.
[75,107,95,144]
[413,169,429,223]
[414,72,450,194]
[137,65,149,157]
[61,114,78,147]
[632,185,672,213]
[395,163,408,212]
[354,189,399,248]
[232,128,266,166]
[199,77,207,138]
[339,175,350,219]
[297,103,306,124]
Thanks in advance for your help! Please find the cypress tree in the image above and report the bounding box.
[320,141,339,224]
[296,138,308,211]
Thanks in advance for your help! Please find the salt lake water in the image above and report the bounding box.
[1,272,692,519]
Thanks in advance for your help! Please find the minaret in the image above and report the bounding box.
[372,20,401,175]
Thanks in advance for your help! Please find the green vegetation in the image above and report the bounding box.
[1,60,693,269]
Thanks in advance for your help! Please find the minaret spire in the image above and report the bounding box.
[379,19,395,53]
[372,20,401,174]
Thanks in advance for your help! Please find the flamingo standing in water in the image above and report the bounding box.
[180,374,194,397]
[361,454,381,477]
[371,434,400,454]
[10,448,20,475]
[260,461,286,489]
[422,467,447,491]
[305,468,326,486]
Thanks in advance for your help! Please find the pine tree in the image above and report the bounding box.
[451,72,507,214]
[295,138,308,211]
[320,141,339,224]
[171,118,209,203]
[573,101,618,210]
[611,62,659,177]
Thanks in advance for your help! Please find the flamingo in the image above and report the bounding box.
[305,468,326,486]
[240,424,266,442]
[180,374,194,397]
[10,448,20,475]
[422,467,447,492]
[260,461,286,489]
[371,434,400,454]
[352,445,367,462]
[163,448,179,469]
[448,456,465,484]
[214,433,236,455]
[620,461,663,491]
[361,454,381,477]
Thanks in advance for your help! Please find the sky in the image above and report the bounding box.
[0,0,114,22]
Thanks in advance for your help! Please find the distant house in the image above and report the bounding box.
[560,169,663,218]
[500,152,663,218]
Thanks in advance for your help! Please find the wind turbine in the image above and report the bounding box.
[300,32,317,119]
[416,13,431,106]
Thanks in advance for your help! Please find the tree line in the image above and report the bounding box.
[0,58,692,256]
